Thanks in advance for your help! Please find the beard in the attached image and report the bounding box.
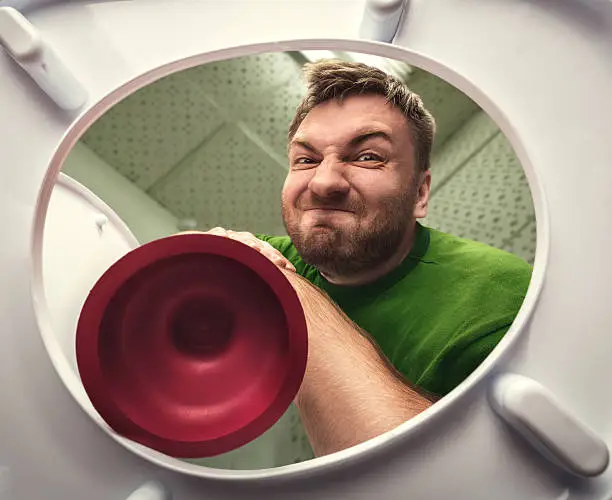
[282,188,416,278]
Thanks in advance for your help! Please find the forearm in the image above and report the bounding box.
[283,271,434,457]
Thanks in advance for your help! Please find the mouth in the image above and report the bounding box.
[305,207,354,213]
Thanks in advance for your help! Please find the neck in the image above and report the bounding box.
[320,224,417,287]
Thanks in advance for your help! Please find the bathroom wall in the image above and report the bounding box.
[423,111,537,264]
[62,141,179,244]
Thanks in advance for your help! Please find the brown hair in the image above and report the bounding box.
[288,59,436,172]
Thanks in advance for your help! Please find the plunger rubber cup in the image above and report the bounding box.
[76,233,308,458]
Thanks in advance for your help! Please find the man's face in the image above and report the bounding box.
[282,94,431,277]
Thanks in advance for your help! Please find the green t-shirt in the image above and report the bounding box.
[257,223,532,396]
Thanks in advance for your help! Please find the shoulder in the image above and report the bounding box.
[424,226,533,289]
[414,225,533,330]
[412,227,533,394]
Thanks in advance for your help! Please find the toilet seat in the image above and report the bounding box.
[2,0,612,498]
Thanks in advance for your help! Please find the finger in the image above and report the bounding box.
[206,227,228,236]
[260,240,281,255]
[268,253,296,272]
[177,230,203,235]
[205,230,296,272]
[227,230,261,246]
[243,240,261,250]
[264,243,292,264]
[228,230,253,239]
[261,244,296,272]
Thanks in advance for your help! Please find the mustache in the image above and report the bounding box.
[298,194,363,213]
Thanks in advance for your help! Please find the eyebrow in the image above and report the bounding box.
[349,130,393,148]
[290,130,393,154]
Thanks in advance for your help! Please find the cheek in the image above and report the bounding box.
[354,182,409,219]
[282,174,308,208]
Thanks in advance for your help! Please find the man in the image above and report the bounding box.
[202,60,532,456]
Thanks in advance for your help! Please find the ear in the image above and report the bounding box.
[413,170,431,219]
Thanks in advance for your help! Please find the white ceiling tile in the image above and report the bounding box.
[237,80,307,162]
[81,74,225,190]
[150,123,288,236]
[183,52,303,120]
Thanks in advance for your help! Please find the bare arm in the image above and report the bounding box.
[283,270,434,457]
[187,228,434,456]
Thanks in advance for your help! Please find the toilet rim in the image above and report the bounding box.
[28,37,550,482]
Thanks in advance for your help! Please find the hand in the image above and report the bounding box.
[181,227,296,273]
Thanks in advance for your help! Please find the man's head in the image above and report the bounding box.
[281,59,436,280]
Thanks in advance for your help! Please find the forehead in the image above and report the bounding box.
[292,94,411,145]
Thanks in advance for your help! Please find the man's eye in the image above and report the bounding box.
[356,153,383,162]
[293,157,317,168]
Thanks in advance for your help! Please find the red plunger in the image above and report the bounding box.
[75,233,308,458]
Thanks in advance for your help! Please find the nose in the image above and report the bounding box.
[307,158,350,200]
